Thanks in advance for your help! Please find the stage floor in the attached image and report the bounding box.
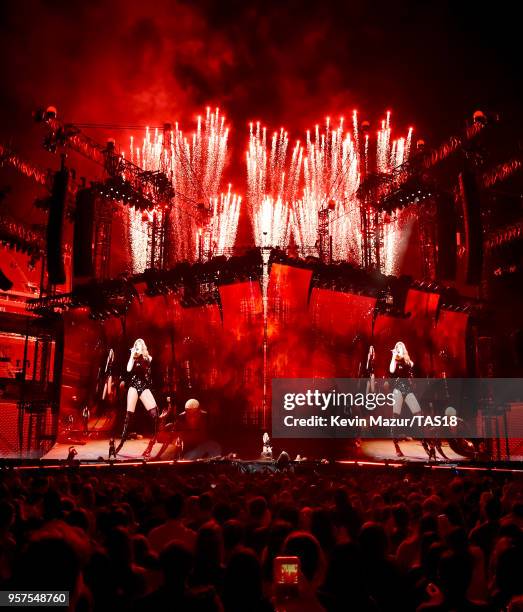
[43,437,178,461]
[42,437,470,464]
[360,439,466,462]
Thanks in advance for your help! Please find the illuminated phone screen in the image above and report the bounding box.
[279,563,299,584]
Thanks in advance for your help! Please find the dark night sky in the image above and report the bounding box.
[0,0,521,218]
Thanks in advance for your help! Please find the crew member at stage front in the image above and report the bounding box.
[82,405,90,435]
[101,348,115,401]
[389,341,422,458]
[115,338,160,458]
[365,345,376,396]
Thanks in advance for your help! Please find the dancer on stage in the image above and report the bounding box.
[108,438,117,460]
[82,405,90,435]
[389,341,422,457]
[101,348,115,401]
[261,432,273,459]
[365,345,376,396]
[115,338,160,458]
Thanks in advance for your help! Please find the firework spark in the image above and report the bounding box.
[207,185,242,255]
[246,122,302,247]
[382,208,416,275]
[299,115,361,260]
[245,111,413,264]
[125,109,414,272]
[253,196,290,248]
[128,208,152,274]
[127,108,238,269]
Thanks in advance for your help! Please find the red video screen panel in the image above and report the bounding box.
[404,289,440,374]
[219,281,264,425]
[267,264,313,379]
[309,288,377,377]
[433,309,469,376]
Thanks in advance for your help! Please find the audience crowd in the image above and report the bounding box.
[0,463,522,611]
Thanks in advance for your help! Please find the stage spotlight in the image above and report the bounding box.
[416,139,426,151]
[0,269,13,291]
[361,120,370,133]
[473,110,487,125]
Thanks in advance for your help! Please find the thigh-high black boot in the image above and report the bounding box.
[393,438,404,457]
[142,407,159,458]
[421,439,436,462]
[115,412,133,454]
[436,440,449,460]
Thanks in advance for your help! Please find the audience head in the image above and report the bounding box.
[159,540,193,588]
[165,492,184,520]
[223,547,264,608]
[283,531,322,584]
[0,462,521,612]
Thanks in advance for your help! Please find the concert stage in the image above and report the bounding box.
[38,436,511,465]
[43,438,179,462]
[360,439,466,463]
[0,55,522,470]
[42,433,224,462]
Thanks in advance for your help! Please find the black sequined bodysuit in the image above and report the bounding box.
[129,355,152,394]
[393,359,413,396]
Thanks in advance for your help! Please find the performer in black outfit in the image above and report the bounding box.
[101,348,115,401]
[115,338,160,457]
[66,446,78,464]
[261,432,273,459]
[82,405,90,435]
[389,341,421,457]
[108,438,117,460]
[365,345,376,397]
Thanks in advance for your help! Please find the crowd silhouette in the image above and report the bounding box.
[0,465,522,611]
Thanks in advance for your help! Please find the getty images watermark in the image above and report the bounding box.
[281,389,458,428]
[272,378,523,439]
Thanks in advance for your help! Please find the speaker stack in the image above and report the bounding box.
[435,193,457,280]
[73,188,96,278]
[457,169,483,285]
[46,166,69,285]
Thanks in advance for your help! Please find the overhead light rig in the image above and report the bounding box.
[358,119,487,208]
[0,142,50,187]
[0,213,45,258]
[34,106,175,211]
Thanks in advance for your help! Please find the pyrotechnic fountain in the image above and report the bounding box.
[126,108,414,277]
[128,108,240,271]
[246,111,413,267]
[241,111,414,425]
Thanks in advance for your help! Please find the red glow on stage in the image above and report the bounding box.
[310,288,377,377]
[267,264,314,379]
[433,309,469,375]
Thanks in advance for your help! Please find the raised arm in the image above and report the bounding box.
[127,351,135,372]
[389,354,397,374]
